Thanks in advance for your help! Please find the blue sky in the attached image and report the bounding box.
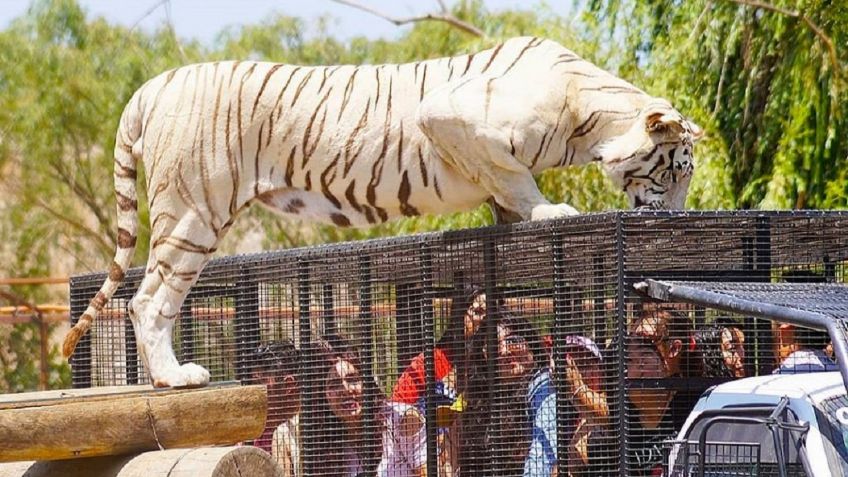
[0,1,563,43]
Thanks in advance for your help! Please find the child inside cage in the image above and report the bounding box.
[248,340,302,476]
[625,308,698,477]
[390,285,488,476]
[461,313,543,476]
[683,319,747,378]
[524,334,610,477]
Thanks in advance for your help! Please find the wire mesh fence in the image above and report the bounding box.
[67,211,848,476]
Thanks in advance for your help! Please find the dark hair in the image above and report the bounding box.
[461,312,541,476]
[683,325,734,378]
[249,339,300,378]
[438,284,485,359]
[301,334,382,477]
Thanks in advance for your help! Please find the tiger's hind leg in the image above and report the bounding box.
[130,213,218,388]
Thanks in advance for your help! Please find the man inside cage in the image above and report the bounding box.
[524,334,610,477]
[772,322,837,374]
[249,340,302,476]
[625,308,699,477]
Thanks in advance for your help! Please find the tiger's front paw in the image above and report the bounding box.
[530,203,580,221]
[152,362,211,389]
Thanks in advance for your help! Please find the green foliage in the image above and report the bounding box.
[0,322,70,392]
[583,0,848,209]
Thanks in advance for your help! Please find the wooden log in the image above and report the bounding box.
[0,383,266,462]
[0,446,283,477]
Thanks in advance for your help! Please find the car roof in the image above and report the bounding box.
[707,372,845,404]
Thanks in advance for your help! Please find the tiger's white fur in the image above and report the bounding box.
[63,37,702,387]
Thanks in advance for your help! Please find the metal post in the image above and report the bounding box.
[552,227,569,477]
[420,243,439,477]
[483,235,499,477]
[616,214,629,477]
[358,254,378,473]
[296,258,313,475]
[234,267,260,382]
[754,217,774,375]
[297,260,311,348]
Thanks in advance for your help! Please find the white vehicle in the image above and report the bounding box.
[665,372,848,477]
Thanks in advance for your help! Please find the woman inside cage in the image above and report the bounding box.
[524,334,611,477]
[461,312,544,476]
[390,285,488,476]
[301,333,428,477]
[248,340,302,476]
[682,318,747,378]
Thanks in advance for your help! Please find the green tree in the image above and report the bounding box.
[583,0,847,209]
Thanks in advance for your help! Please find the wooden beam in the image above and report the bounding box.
[0,446,281,477]
[0,383,266,462]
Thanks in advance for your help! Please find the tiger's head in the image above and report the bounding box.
[595,104,703,210]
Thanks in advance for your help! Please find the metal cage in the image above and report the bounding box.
[68,211,848,477]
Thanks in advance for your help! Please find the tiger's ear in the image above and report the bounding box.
[645,111,684,136]
[687,120,704,142]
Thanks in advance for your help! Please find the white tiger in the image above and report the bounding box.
[62,37,702,388]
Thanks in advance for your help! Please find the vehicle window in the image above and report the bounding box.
[814,394,848,475]
[680,409,808,476]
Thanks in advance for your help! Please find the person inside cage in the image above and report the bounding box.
[390,284,488,476]
[301,334,428,477]
[772,322,837,374]
[461,312,544,476]
[524,334,610,477]
[302,334,381,476]
[682,319,747,378]
[248,339,302,476]
[625,308,699,477]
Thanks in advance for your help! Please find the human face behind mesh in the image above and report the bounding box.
[721,327,746,378]
[325,359,363,428]
[498,324,535,380]
[464,293,486,338]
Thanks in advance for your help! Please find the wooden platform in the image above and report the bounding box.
[0,382,267,462]
[0,447,282,477]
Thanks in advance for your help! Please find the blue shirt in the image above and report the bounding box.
[524,369,557,477]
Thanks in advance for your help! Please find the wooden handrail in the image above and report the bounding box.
[0,277,69,285]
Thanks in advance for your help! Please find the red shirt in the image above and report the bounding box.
[391,348,453,404]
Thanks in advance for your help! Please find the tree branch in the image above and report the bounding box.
[328,0,485,38]
[30,196,114,258]
[723,0,840,82]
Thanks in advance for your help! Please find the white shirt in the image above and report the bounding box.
[378,402,427,477]
[272,414,301,477]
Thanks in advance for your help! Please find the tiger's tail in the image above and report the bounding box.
[62,89,144,358]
